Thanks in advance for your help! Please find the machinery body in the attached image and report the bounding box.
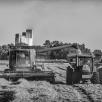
[0,28,98,84]
[0,44,98,84]
[2,29,98,84]
[66,53,99,84]
[0,40,78,83]
[0,46,55,82]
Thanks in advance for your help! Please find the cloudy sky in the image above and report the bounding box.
[0,0,102,50]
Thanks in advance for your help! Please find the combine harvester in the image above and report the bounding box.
[0,29,77,83]
[0,29,100,84]
[0,29,55,83]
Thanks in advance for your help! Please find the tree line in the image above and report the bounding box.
[0,40,101,61]
[43,40,91,59]
[0,43,14,60]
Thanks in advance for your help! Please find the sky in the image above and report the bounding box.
[0,0,102,51]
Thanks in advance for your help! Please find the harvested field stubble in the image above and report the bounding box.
[44,63,69,83]
[75,84,102,101]
[54,84,81,102]
[12,80,58,102]
[0,78,11,86]
[0,79,102,102]
[1,63,102,102]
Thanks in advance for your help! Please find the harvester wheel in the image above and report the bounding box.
[72,70,82,84]
[4,69,10,73]
[91,72,100,84]
[66,66,73,85]
[50,77,55,84]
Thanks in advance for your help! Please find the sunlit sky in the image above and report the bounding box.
[0,0,102,50]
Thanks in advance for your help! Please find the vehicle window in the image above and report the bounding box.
[79,57,92,71]
[10,51,16,66]
[16,50,31,67]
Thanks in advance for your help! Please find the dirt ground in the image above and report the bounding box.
[0,79,102,102]
[0,61,102,102]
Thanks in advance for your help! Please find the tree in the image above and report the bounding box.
[43,40,51,48]
[93,49,102,62]
[51,41,60,47]
[0,43,14,60]
[93,50,102,55]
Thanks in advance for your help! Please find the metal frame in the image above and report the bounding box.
[68,53,94,73]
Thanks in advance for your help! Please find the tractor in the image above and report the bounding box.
[66,53,100,84]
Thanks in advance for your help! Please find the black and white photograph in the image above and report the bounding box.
[0,0,102,102]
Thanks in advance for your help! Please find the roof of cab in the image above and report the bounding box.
[67,53,94,58]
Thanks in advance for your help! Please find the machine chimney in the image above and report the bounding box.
[15,33,20,46]
[22,32,26,37]
[26,29,33,46]
[21,32,27,44]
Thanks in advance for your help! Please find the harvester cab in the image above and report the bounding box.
[66,53,99,84]
[8,47,36,72]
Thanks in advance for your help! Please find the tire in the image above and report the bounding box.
[98,68,102,84]
[66,66,73,85]
[72,70,82,84]
[50,77,55,84]
[91,72,100,84]
[4,69,10,73]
